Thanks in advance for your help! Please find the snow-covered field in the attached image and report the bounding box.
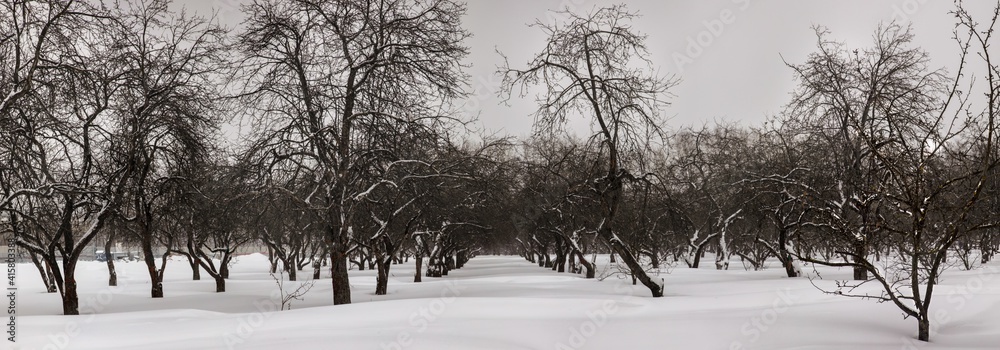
[14,254,1000,350]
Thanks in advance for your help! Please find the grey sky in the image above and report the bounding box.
[176,0,986,139]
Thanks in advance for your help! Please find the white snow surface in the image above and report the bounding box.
[14,254,1000,350]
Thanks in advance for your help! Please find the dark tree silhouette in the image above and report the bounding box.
[499,5,678,297]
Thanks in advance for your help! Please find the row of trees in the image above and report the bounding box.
[495,4,999,342]
[2,0,998,343]
[1,0,231,314]
[0,0,496,313]
[2,0,511,310]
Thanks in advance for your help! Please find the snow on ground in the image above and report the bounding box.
[13,253,1000,350]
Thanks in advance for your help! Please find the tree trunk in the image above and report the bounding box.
[105,237,117,286]
[853,240,868,280]
[691,245,704,268]
[456,250,468,269]
[599,228,663,297]
[568,251,576,273]
[782,258,798,278]
[981,235,996,264]
[313,258,322,279]
[687,235,719,269]
[918,317,930,342]
[193,253,226,293]
[214,275,225,293]
[45,261,57,292]
[186,239,201,281]
[331,252,351,305]
[716,235,729,270]
[575,251,595,278]
[555,249,566,273]
[557,241,569,272]
[30,254,57,293]
[778,228,799,278]
[426,257,443,277]
[268,246,277,274]
[297,254,308,271]
[61,258,81,315]
[285,259,297,282]
[189,258,201,281]
[414,253,423,283]
[141,236,163,298]
[445,255,456,270]
[596,176,663,297]
[220,256,231,279]
[375,257,390,295]
[644,251,660,269]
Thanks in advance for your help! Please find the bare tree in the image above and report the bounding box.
[780,24,942,282]
[109,0,227,298]
[0,0,137,315]
[515,136,604,278]
[499,5,678,297]
[170,161,255,293]
[782,11,1000,341]
[665,126,753,270]
[738,125,809,278]
[237,0,471,305]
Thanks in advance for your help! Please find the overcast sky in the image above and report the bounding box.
[175,0,989,139]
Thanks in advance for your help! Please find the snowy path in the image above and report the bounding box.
[16,254,1000,349]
